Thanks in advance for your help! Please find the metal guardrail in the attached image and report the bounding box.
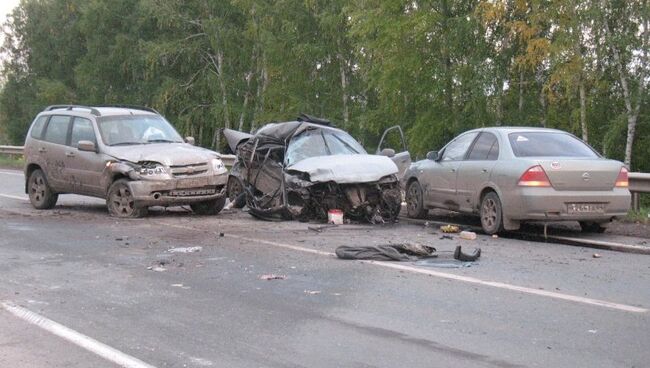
[628,172,650,211]
[0,145,23,155]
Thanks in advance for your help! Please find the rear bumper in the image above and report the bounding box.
[127,174,227,207]
[505,187,630,222]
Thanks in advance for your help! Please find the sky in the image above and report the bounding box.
[0,0,20,21]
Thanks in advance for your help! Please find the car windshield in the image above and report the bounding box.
[508,132,599,158]
[285,128,366,166]
[98,115,183,146]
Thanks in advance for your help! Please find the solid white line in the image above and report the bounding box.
[0,193,29,201]
[0,170,23,177]
[161,221,647,313]
[1,301,157,368]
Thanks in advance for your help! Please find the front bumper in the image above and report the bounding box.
[127,174,228,207]
[505,187,631,222]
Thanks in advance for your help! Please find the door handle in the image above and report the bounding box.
[38,147,46,153]
[65,151,76,157]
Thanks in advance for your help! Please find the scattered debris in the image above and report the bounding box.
[440,235,454,240]
[588,329,598,334]
[219,233,225,237]
[593,253,602,258]
[459,231,477,240]
[328,209,344,225]
[168,246,202,253]
[335,243,436,261]
[304,290,321,295]
[147,266,166,272]
[171,283,190,289]
[453,246,481,261]
[259,274,287,280]
[115,236,128,241]
[440,225,460,233]
[492,234,499,238]
[414,259,474,268]
[308,224,339,232]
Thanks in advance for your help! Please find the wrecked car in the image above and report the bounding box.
[23,105,228,217]
[223,114,410,223]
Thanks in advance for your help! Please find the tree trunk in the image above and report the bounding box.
[539,84,547,127]
[579,77,588,142]
[518,68,524,115]
[208,50,230,151]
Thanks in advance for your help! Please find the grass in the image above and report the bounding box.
[0,155,24,169]
[624,207,650,224]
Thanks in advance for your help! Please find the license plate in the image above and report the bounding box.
[567,203,606,214]
[177,177,209,188]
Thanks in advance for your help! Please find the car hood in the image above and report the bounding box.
[106,143,219,166]
[287,154,398,184]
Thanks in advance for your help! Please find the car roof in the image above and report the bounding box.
[41,105,159,118]
[473,126,569,135]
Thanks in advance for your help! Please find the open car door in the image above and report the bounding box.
[377,125,411,179]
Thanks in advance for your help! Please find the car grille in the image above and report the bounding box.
[169,162,209,177]
[168,187,217,197]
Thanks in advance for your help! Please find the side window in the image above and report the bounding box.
[467,132,499,160]
[441,132,479,161]
[70,117,96,148]
[30,116,48,140]
[43,115,71,146]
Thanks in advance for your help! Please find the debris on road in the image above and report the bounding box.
[440,225,460,233]
[440,235,454,240]
[147,265,166,272]
[168,246,203,254]
[259,274,287,280]
[414,259,474,268]
[304,290,321,295]
[171,283,190,289]
[335,243,436,261]
[459,231,477,240]
[492,234,499,238]
[453,246,481,261]
[593,253,602,258]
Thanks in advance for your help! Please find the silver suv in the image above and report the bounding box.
[23,105,228,217]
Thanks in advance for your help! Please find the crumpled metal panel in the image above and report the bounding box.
[287,154,398,184]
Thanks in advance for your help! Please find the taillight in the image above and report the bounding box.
[518,165,551,187]
[615,167,628,187]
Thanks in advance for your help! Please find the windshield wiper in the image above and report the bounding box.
[111,142,144,146]
[146,138,180,143]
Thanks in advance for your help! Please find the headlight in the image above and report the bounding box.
[139,163,167,176]
[212,158,226,173]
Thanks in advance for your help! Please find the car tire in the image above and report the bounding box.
[480,192,504,235]
[191,196,227,215]
[226,176,246,209]
[27,169,58,209]
[106,179,147,218]
[579,221,607,233]
[406,180,427,219]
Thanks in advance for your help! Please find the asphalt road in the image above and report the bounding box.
[1,169,649,368]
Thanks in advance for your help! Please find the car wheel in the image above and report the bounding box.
[28,169,58,209]
[480,192,504,235]
[406,180,427,218]
[191,196,227,215]
[227,176,246,209]
[579,221,607,233]
[106,179,147,218]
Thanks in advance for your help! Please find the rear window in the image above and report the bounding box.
[30,116,48,139]
[508,132,598,158]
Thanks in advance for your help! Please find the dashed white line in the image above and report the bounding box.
[0,170,23,177]
[0,193,29,201]
[162,221,647,314]
[1,301,157,368]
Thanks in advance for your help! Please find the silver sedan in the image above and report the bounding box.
[403,127,631,234]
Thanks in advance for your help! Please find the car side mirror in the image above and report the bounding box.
[77,140,97,153]
[426,151,439,161]
[380,148,396,157]
[185,136,195,145]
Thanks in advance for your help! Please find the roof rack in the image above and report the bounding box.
[97,104,160,114]
[297,113,333,126]
[45,105,101,116]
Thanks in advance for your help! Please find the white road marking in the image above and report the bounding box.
[0,170,23,177]
[162,221,647,314]
[0,193,29,201]
[1,301,157,368]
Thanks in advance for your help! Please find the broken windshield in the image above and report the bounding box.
[98,115,183,146]
[285,128,366,166]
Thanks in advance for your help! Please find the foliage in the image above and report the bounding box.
[0,0,647,171]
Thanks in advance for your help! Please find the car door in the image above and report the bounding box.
[420,132,479,210]
[376,125,411,179]
[40,115,72,192]
[456,132,500,213]
[65,117,105,196]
